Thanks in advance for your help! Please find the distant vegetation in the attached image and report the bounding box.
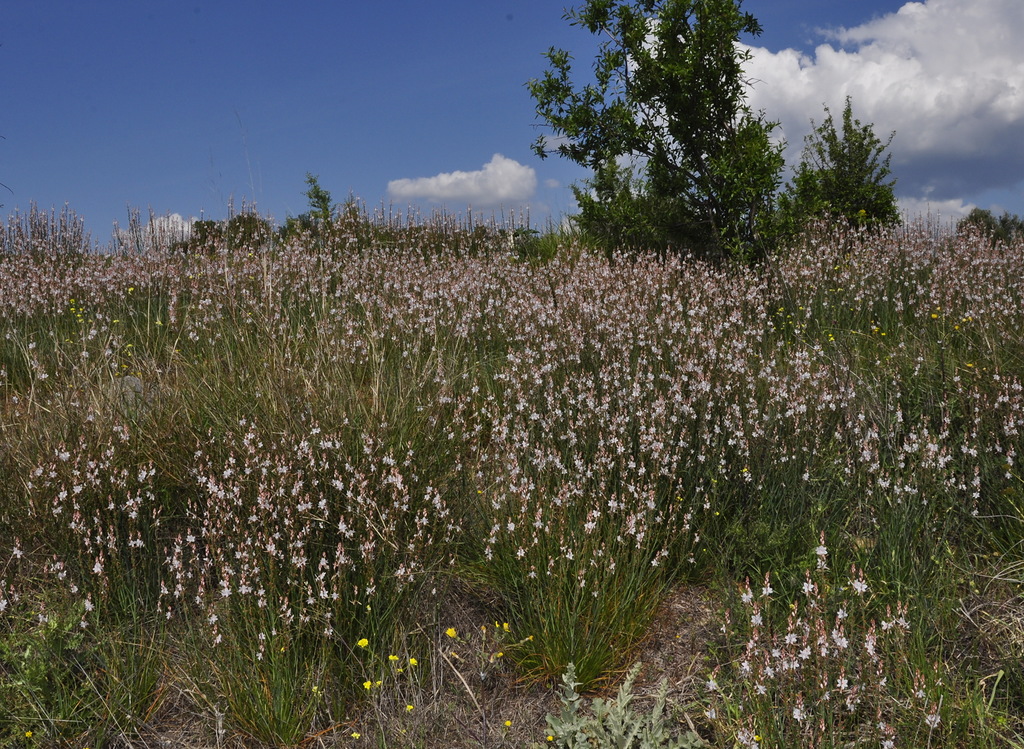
[958,207,1024,245]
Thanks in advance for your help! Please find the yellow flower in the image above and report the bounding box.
[547,736,555,742]
[406,704,414,712]
[388,654,399,661]
[351,731,361,738]
[445,627,457,638]
[363,680,372,690]
[409,657,418,666]
[25,731,33,738]
[504,720,512,727]
[357,638,369,648]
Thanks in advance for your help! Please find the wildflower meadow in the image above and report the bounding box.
[0,205,1022,747]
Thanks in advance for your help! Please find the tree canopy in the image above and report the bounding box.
[776,96,899,234]
[528,0,784,260]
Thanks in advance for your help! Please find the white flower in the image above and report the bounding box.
[925,711,941,729]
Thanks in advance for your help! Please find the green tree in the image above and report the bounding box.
[776,96,899,235]
[303,172,333,224]
[528,0,784,260]
[280,173,335,241]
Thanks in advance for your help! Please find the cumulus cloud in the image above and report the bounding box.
[113,212,195,251]
[152,213,195,236]
[743,0,1024,205]
[387,154,537,206]
[897,196,974,222]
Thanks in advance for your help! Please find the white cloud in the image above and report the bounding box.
[387,154,537,206]
[743,0,1024,206]
[151,213,195,237]
[897,195,974,221]
[114,212,195,251]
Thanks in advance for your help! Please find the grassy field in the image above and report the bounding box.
[1,207,1022,748]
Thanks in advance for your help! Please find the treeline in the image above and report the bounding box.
[957,207,1024,244]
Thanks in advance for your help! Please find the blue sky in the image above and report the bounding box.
[3,1,1022,243]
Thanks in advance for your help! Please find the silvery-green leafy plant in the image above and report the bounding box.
[540,662,707,748]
